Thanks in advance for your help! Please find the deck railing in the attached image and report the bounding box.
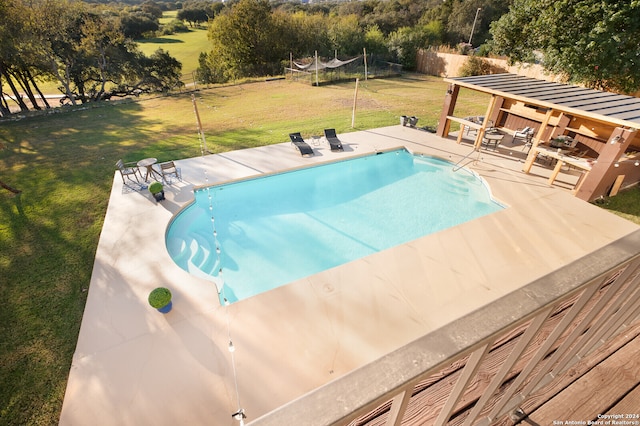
[250,229,640,426]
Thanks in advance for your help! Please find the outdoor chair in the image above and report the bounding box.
[512,128,536,152]
[115,159,141,183]
[323,129,344,152]
[513,127,534,143]
[463,116,483,136]
[160,161,182,184]
[289,132,315,157]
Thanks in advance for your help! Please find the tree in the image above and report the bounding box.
[31,0,181,104]
[119,11,160,38]
[206,0,292,79]
[0,0,52,114]
[328,15,365,56]
[421,0,510,47]
[491,0,640,93]
[177,0,223,27]
[387,23,441,70]
[364,25,388,56]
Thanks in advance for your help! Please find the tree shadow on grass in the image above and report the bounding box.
[138,37,184,44]
[0,98,176,424]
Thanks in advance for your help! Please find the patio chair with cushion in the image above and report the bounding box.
[512,127,534,143]
[160,161,182,184]
[116,159,141,183]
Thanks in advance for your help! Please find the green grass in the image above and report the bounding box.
[0,74,637,425]
[602,187,640,225]
[137,16,210,77]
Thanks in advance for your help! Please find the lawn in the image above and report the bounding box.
[137,11,211,78]
[0,74,638,425]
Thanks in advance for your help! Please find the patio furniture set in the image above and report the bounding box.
[289,128,344,157]
[115,158,181,185]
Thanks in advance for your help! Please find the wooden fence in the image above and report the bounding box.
[415,50,560,82]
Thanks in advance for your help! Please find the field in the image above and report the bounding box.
[137,16,210,78]
[0,74,638,425]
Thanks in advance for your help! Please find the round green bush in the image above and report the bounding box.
[148,287,172,308]
[149,181,163,194]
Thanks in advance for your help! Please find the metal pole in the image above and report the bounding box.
[468,8,482,46]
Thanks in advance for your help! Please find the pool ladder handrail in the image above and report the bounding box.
[453,147,481,172]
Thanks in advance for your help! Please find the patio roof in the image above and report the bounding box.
[446,74,640,129]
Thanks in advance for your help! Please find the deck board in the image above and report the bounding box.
[525,332,640,423]
[605,384,640,417]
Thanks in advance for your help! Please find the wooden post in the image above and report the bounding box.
[523,108,555,173]
[192,94,208,155]
[609,175,626,196]
[315,50,319,87]
[363,47,368,81]
[576,128,636,201]
[351,78,359,128]
[437,84,459,137]
[474,95,498,150]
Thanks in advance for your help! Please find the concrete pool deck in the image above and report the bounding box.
[60,126,639,425]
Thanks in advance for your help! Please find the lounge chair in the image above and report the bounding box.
[512,127,534,143]
[323,129,344,152]
[289,133,314,157]
[115,159,141,183]
[160,161,182,184]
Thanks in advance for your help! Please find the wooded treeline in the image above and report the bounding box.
[196,0,510,83]
[0,0,183,116]
[0,0,509,115]
[3,0,639,117]
[194,0,640,93]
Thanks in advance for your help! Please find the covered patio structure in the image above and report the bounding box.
[437,73,640,202]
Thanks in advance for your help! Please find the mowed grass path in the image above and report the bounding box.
[0,75,637,425]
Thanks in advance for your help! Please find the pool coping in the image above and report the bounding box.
[60,126,640,425]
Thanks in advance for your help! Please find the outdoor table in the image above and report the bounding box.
[137,157,159,181]
[481,133,503,150]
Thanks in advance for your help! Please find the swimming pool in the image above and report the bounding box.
[166,149,503,304]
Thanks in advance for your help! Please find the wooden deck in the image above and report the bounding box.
[337,249,640,426]
[517,321,640,425]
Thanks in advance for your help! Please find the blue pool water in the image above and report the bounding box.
[166,149,503,304]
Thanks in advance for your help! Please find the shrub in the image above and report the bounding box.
[149,181,164,194]
[148,287,172,309]
[459,56,492,77]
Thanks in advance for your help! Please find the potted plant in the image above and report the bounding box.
[550,135,571,148]
[149,181,165,201]
[148,287,172,313]
[400,115,408,126]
